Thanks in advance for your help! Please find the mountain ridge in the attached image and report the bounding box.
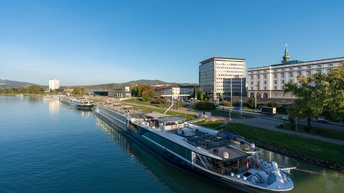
[0,79,197,88]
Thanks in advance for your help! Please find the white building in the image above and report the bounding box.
[155,85,195,100]
[199,57,246,100]
[49,78,60,90]
[247,47,344,99]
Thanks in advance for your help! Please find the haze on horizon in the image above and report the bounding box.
[1,0,344,86]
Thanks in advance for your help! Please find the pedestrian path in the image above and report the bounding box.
[233,117,344,146]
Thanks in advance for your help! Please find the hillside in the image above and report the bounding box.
[125,79,197,86]
[125,79,169,85]
[0,79,37,88]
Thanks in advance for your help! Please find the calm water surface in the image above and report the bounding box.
[0,96,343,193]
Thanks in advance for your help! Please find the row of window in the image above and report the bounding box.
[143,131,192,160]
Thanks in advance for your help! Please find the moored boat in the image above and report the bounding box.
[70,98,93,110]
[94,103,294,192]
[59,97,93,110]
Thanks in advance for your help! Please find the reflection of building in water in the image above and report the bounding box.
[44,100,60,114]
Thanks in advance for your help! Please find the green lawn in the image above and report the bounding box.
[276,122,344,141]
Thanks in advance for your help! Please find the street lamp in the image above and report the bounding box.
[229,78,232,122]
[240,77,242,114]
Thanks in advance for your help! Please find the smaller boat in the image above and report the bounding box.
[70,98,94,110]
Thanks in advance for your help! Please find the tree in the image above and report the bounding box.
[284,74,326,127]
[26,85,45,94]
[245,98,255,109]
[72,86,84,95]
[323,63,344,122]
[132,84,156,101]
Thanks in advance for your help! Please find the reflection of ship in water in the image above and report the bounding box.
[95,117,239,193]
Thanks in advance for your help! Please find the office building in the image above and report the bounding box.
[247,47,344,99]
[199,57,246,101]
[49,78,60,90]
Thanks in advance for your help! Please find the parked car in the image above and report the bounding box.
[282,115,289,121]
[234,106,242,110]
[317,117,329,123]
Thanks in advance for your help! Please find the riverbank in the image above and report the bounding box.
[195,120,344,172]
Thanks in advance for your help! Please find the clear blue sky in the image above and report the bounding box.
[1,0,344,86]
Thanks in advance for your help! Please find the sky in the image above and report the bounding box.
[1,0,344,86]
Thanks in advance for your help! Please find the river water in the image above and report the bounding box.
[0,96,343,193]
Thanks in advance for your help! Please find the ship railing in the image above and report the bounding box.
[196,154,213,170]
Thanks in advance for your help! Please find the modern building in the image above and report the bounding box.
[199,57,246,101]
[247,46,344,99]
[49,78,60,90]
[155,85,196,100]
[113,84,131,98]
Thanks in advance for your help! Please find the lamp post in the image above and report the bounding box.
[254,86,257,111]
[229,78,232,122]
[240,77,242,114]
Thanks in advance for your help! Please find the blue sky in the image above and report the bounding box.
[1,0,344,86]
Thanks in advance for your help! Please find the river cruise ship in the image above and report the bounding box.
[59,97,93,110]
[94,103,294,192]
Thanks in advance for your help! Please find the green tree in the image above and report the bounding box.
[284,73,326,127]
[323,63,344,122]
[72,86,84,95]
[26,85,45,94]
[245,98,255,109]
[132,84,156,101]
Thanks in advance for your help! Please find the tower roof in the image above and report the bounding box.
[281,44,290,63]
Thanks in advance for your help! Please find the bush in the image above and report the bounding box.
[151,98,167,104]
[194,101,216,110]
[220,101,230,107]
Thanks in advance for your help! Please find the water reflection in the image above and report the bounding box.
[43,99,60,114]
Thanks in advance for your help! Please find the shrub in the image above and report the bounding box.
[194,101,216,110]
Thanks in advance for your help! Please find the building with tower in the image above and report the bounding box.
[247,46,344,99]
[199,57,246,101]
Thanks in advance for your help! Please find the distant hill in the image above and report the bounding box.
[125,79,169,85]
[0,79,197,89]
[125,79,197,86]
[0,79,39,88]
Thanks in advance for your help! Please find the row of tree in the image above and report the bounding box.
[284,62,344,126]
[0,85,45,94]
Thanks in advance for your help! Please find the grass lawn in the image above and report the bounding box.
[276,122,344,141]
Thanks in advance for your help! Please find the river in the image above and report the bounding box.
[0,96,343,193]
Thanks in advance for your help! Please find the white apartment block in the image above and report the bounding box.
[49,78,60,90]
[247,48,344,99]
[199,57,246,101]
